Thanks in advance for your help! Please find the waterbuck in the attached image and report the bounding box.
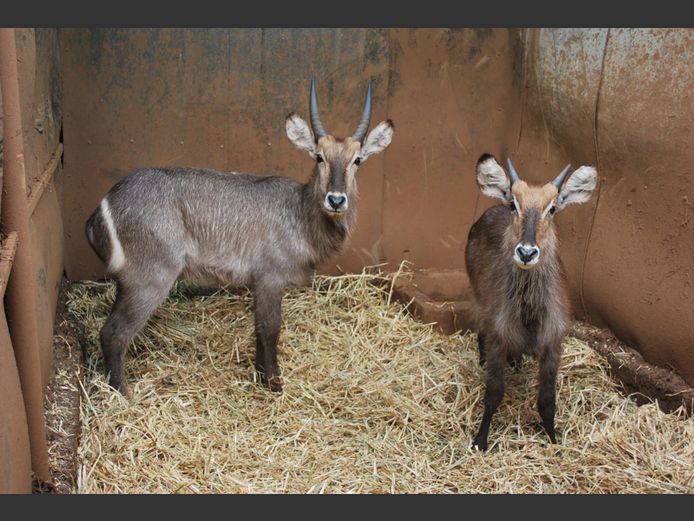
[85,79,394,395]
[465,154,598,450]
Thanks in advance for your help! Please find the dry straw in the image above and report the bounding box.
[66,269,694,493]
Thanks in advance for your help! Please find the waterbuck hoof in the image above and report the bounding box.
[542,428,560,455]
[108,378,129,397]
[267,378,283,393]
[532,421,558,444]
[257,369,283,393]
[471,437,489,452]
[547,430,558,445]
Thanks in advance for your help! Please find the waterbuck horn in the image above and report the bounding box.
[352,79,373,143]
[309,78,327,140]
[552,164,572,189]
[506,158,521,185]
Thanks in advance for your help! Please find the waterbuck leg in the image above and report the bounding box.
[253,284,284,393]
[537,346,561,444]
[100,278,173,396]
[472,347,505,451]
[477,332,487,367]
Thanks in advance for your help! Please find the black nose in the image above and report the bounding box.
[327,194,346,210]
[516,245,539,263]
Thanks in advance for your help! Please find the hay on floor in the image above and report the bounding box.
[66,270,694,493]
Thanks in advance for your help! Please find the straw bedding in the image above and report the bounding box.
[66,270,694,493]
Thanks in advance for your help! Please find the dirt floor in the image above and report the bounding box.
[36,288,83,493]
[570,324,694,415]
[40,273,694,493]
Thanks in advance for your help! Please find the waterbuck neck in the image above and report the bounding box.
[300,170,357,265]
[503,223,561,325]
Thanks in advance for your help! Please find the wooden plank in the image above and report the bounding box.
[0,231,18,298]
[27,141,62,215]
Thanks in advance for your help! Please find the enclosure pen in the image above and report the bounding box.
[63,269,693,493]
[1,27,693,495]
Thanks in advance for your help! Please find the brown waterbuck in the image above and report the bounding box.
[465,154,598,450]
[85,79,394,395]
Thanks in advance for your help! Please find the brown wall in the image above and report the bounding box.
[60,29,392,276]
[59,29,694,384]
[511,29,694,383]
[60,29,521,277]
[380,29,522,269]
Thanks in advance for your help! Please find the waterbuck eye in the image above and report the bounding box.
[548,205,556,216]
[354,157,362,166]
[316,155,324,164]
[509,200,518,213]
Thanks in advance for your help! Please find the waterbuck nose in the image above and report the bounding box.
[327,194,347,210]
[516,244,539,264]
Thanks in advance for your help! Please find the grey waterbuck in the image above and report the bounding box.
[465,154,597,450]
[85,79,394,395]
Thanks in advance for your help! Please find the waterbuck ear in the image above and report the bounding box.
[286,113,317,157]
[556,166,598,209]
[476,154,512,202]
[360,120,394,161]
